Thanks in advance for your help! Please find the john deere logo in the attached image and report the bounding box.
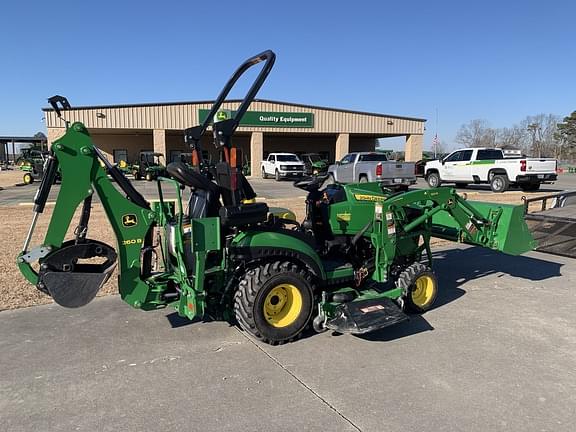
[214,110,230,122]
[122,214,138,227]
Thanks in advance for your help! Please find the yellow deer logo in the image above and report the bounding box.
[122,214,138,227]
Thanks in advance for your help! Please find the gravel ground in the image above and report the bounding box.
[0,169,24,189]
[0,190,537,311]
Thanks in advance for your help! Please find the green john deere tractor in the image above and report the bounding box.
[17,51,536,344]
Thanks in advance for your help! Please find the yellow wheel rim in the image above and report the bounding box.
[411,275,435,307]
[263,283,303,328]
[23,174,32,184]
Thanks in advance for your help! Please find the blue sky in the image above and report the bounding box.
[1,0,574,151]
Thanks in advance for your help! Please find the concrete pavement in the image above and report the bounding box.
[1,245,575,432]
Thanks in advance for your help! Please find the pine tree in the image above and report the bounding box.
[556,112,576,161]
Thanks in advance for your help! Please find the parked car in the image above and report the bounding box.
[424,147,557,192]
[327,152,417,189]
[300,153,329,176]
[261,153,305,181]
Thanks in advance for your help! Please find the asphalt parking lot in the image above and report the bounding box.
[1,245,575,432]
[1,173,576,207]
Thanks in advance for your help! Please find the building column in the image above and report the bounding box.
[335,133,349,162]
[404,134,423,162]
[250,131,263,178]
[47,127,67,149]
[153,129,167,158]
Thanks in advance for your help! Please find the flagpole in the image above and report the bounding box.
[434,108,439,158]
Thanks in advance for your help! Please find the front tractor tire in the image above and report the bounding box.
[22,173,33,185]
[234,261,315,344]
[397,262,438,313]
[145,172,154,182]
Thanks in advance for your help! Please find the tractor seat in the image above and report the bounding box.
[166,162,221,218]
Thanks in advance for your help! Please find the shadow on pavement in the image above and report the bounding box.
[358,315,435,342]
[432,247,563,284]
[165,312,205,328]
[359,246,562,343]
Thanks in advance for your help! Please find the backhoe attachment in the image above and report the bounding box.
[18,109,155,309]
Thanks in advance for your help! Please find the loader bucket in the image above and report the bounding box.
[432,201,536,256]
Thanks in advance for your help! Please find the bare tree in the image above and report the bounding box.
[496,126,528,151]
[455,119,497,148]
[429,138,447,156]
[519,114,561,158]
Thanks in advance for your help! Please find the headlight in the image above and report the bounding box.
[280,165,288,170]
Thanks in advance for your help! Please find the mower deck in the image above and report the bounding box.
[325,297,409,334]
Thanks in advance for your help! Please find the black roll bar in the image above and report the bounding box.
[184,50,276,148]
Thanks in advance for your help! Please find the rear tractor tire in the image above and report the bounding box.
[234,261,315,344]
[397,262,438,313]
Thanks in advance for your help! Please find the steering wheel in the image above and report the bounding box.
[293,175,326,192]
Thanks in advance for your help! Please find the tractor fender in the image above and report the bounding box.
[230,231,326,280]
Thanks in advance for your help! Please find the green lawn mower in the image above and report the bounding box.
[17,51,536,344]
[132,152,166,181]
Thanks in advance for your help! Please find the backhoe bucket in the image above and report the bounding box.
[432,201,536,256]
[38,240,117,308]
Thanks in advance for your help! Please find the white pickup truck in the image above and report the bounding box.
[261,153,305,181]
[424,147,557,192]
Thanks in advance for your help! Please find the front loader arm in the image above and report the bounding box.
[387,188,536,256]
[18,122,158,308]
